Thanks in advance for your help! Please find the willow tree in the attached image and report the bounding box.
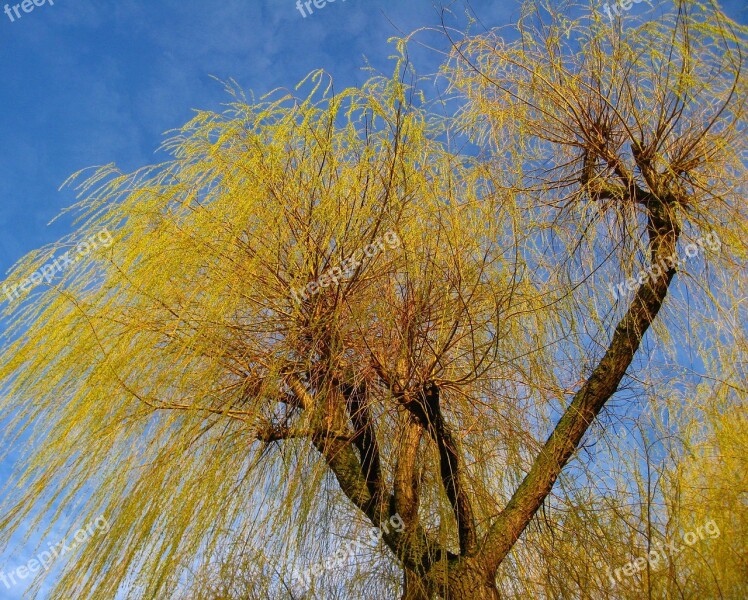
[0,1,746,598]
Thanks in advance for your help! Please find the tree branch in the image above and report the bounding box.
[398,383,478,556]
[286,373,453,573]
[342,381,383,508]
[255,424,351,444]
[421,383,478,555]
[394,414,424,531]
[479,198,681,573]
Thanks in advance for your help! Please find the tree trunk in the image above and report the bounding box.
[405,558,501,600]
[445,559,501,600]
[402,568,432,600]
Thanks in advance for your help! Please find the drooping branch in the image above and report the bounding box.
[402,568,435,600]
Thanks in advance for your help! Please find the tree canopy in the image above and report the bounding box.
[1,1,746,598]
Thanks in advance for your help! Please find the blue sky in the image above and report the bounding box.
[0,0,516,268]
[1,0,744,276]
[0,0,745,598]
